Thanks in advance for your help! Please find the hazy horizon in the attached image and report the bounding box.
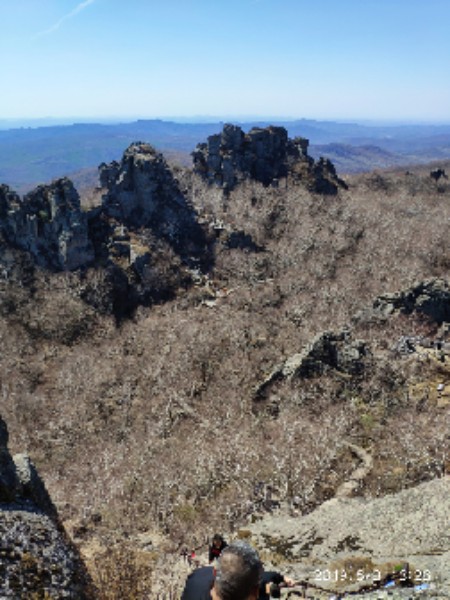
[2,0,450,124]
[1,115,450,132]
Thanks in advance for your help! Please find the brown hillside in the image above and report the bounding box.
[0,151,449,596]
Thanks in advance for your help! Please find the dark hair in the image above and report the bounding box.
[214,541,263,600]
[213,533,224,543]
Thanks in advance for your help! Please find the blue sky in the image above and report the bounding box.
[1,0,450,122]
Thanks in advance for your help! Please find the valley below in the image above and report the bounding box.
[0,123,449,598]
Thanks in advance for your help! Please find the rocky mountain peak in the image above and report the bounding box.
[125,140,159,157]
[0,177,94,271]
[100,142,209,259]
[192,123,346,193]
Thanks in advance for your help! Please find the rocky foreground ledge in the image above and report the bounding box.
[0,416,94,598]
[244,476,449,598]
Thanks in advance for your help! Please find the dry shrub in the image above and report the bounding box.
[90,545,154,600]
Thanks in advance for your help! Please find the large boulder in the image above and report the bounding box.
[0,415,94,597]
[373,278,450,324]
[254,330,367,403]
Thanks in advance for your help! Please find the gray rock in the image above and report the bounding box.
[0,416,55,515]
[0,418,17,503]
[12,453,57,518]
[255,331,367,402]
[0,415,94,597]
[100,143,208,259]
[0,184,21,220]
[0,509,94,598]
[192,124,346,193]
[373,279,450,324]
[0,179,94,271]
[247,477,450,597]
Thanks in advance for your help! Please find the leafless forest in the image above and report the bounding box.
[0,158,449,596]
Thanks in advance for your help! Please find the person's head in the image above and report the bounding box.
[211,541,263,600]
[212,533,224,548]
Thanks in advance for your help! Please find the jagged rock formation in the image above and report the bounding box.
[0,143,216,318]
[83,142,213,316]
[0,415,94,597]
[254,330,367,403]
[246,477,450,597]
[0,127,347,319]
[100,142,209,260]
[192,124,305,188]
[0,142,211,277]
[0,179,94,271]
[373,278,450,324]
[192,123,346,193]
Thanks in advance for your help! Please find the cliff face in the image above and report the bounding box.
[0,142,216,318]
[0,125,345,281]
[192,123,346,193]
[0,179,94,271]
[0,416,94,598]
[100,142,209,261]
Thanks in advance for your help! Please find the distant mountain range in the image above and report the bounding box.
[1,118,450,193]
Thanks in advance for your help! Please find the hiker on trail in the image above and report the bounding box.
[181,565,215,600]
[181,541,261,600]
[181,540,295,600]
[208,533,228,563]
[211,541,263,600]
[180,546,189,562]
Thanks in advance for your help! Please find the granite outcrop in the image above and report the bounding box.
[373,278,450,324]
[100,142,208,260]
[0,143,215,318]
[0,179,94,271]
[1,142,210,278]
[0,126,347,282]
[0,415,94,598]
[192,123,346,193]
[254,330,368,404]
[88,142,213,314]
[0,127,347,319]
[246,476,450,597]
